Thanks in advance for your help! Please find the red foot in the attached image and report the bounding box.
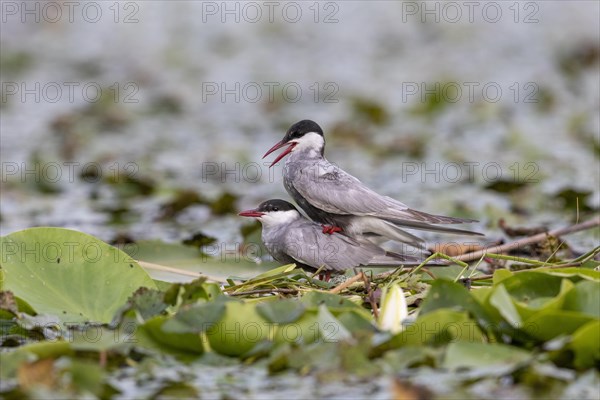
[321,225,343,235]
[318,272,332,282]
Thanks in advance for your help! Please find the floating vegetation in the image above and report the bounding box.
[1,221,598,398]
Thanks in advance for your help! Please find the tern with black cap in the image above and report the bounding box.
[239,199,428,279]
[263,120,482,248]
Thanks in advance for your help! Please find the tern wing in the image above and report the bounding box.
[281,222,387,271]
[290,159,477,225]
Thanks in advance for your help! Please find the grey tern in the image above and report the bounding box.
[263,120,482,248]
[238,199,428,278]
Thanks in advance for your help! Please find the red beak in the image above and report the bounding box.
[262,141,296,167]
[238,209,265,218]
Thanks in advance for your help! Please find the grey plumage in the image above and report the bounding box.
[264,120,483,248]
[239,199,426,273]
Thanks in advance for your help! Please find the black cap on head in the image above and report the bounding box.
[257,199,298,213]
[283,120,324,142]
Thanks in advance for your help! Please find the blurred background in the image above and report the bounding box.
[2,1,599,257]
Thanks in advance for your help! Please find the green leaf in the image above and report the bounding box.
[163,278,221,309]
[337,311,377,334]
[535,267,600,282]
[570,321,600,369]
[317,304,352,342]
[162,300,227,334]
[501,272,564,305]
[137,315,204,360]
[256,299,306,324]
[489,284,523,328]
[250,263,297,280]
[66,360,106,397]
[70,323,139,352]
[522,309,594,341]
[0,350,34,380]
[381,346,440,369]
[493,269,513,285]
[9,340,73,359]
[0,228,156,323]
[563,280,600,317]
[129,240,275,282]
[443,342,531,370]
[111,287,169,326]
[377,310,485,351]
[301,291,369,319]
[501,273,573,320]
[273,311,320,345]
[419,279,494,329]
[205,301,270,357]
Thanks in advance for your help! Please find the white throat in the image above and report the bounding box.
[259,210,300,228]
[291,132,324,156]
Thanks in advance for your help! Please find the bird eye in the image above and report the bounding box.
[273,207,279,211]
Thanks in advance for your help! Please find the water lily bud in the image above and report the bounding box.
[378,283,408,334]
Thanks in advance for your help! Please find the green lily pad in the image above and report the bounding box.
[129,240,275,282]
[419,279,491,326]
[538,267,600,282]
[570,321,600,369]
[205,301,270,357]
[162,299,227,334]
[443,341,531,370]
[137,315,204,360]
[256,299,306,324]
[0,228,156,323]
[492,269,513,285]
[317,304,352,342]
[379,310,485,350]
[70,324,138,352]
[522,309,594,341]
[563,280,600,317]
[501,273,573,320]
[489,284,523,328]
[501,272,565,305]
[301,291,366,317]
[337,310,377,334]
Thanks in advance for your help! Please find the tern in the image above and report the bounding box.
[238,199,428,278]
[263,120,482,248]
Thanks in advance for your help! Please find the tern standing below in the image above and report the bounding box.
[263,120,482,248]
[239,199,426,279]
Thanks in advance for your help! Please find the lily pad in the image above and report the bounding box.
[563,280,600,317]
[137,315,204,360]
[0,228,156,323]
[443,341,531,370]
[522,309,594,341]
[570,321,600,369]
[256,299,306,324]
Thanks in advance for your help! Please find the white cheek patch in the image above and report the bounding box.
[292,132,324,152]
[260,210,300,226]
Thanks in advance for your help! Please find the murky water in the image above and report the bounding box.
[2,2,599,248]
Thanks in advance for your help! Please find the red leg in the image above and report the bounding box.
[321,225,343,235]
[318,272,332,281]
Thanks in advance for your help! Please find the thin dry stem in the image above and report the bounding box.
[455,217,599,262]
[329,272,365,294]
